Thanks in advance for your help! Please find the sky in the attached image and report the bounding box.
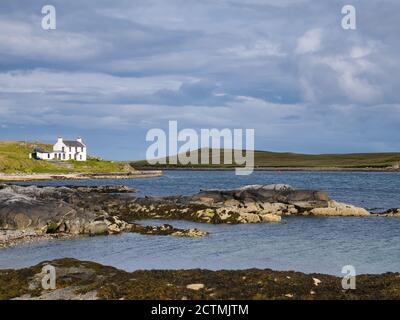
[0,0,399,160]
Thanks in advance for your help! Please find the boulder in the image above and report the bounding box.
[85,221,109,235]
[310,201,370,217]
[260,213,281,222]
[186,283,205,291]
[238,213,261,223]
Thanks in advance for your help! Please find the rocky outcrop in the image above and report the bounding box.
[0,183,375,247]
[0,184,209,247]
[376,208,400,217]
[116,184,369,224]
[2,258,400,300]
[310,201,370,217]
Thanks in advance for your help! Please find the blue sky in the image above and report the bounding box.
[0,0,399,160]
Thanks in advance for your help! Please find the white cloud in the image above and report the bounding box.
[0,70,187,95]
[223,40,285,58]
[295,29,322,54]
[315,56,381,103]
[0,0,399,155]
[0,20,101,60]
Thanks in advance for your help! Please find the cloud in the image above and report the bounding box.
[0,19,101,61]
[0,0,399,158]
[295,29,322,54]
[223,40,285,58]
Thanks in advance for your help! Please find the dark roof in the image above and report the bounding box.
[33,148,48,153]
[63,140,85,147]
[33,148,64,154]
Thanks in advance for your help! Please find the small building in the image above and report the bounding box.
[30,137,87,161]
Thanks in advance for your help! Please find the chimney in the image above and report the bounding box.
[77,137,82,143]
[57,136,63,144]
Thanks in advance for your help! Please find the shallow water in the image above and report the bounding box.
[5,170,400,275]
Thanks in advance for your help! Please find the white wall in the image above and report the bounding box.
[52,138,87,161]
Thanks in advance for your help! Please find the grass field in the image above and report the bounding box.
[2,141,400,173]
[0,141,130,174]
[131,149,400,170]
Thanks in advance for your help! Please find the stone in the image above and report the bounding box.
[260,202,288,215]
[238,213,261,223]
[310,201,370,216]
[186,283,205,291]
[238,184,294,191]
[172,229,208,238]
[85,221,109,235]
[260,213,281,223]
[313,278,322,286]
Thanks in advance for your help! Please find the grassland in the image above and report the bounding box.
[131,149,400,170]
[0,141,130,174]
[2,141,400,174]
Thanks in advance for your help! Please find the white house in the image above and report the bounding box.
[30,137,87,161]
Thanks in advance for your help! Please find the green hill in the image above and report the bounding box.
[131,149,400,170]
[3,141,399,173]
[0,141,130,174]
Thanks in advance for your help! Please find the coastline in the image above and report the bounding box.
[1,182,398,250]
[0,170,162,182]
[1,258,399,300]
[134,166,400,172]
[1,182,400,300]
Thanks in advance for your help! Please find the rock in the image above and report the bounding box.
[85,221,109,235]
[0,183,376,248]
[238,184,294,191]
[260,214,281,223]
[127,223,208,238]
[196,209,216,223]
[172,228,208,238]
[310,201,370,217]
[313,278,322,286]
[260,202,288,215]
[3,258,400,300]
[376,208,400,217]
[223,199,241,207]
[66,185,138,193]
[238,213,261,223]
[13,213,32,229]
[186,283,205,291]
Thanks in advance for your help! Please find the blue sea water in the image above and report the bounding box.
[2,170,400,275]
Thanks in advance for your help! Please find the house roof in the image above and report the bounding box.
[63,140,85,147]
[33,148,64,154]
[33,148,49,153]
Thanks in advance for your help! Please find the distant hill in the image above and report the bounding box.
[131,148,400,170]
[0,141,131,174]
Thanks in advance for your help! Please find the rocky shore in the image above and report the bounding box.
[1,258,399,300]
[0,170,162,182]
[0,183,397,248]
